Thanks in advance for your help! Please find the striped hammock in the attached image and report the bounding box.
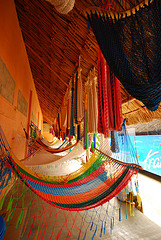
[34,138,77,153]
[0,125,142,212]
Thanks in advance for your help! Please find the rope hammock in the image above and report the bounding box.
[3,151,140,211]
[87,0,161,111]
[0,125,143,239]
[0,126,142,212]
[70,74,75,137]
[35,139,77,153]
[77,58,84,124]
[86,69,98,134]
[39,137,61,148]
[22,142,86,177]
[39,139,67,149]
[97,48,123,136]
[1,176,124,239]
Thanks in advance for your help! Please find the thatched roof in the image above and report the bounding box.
[127,119,161,134]
[14,0,161,127]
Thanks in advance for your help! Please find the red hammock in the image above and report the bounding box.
[97,48,123,136]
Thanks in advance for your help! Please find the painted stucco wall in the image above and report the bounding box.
[0,0,43,159]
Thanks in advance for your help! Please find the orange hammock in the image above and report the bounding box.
[35,138,77,153]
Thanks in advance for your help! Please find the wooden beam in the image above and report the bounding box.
[123,105,146,115]
[122,96,134,105]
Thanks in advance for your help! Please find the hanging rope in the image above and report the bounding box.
[70,74,75,137]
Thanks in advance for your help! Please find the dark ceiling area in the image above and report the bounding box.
[14,0,161,126]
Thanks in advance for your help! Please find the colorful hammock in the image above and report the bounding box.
[0,126,142,239]
[0,124,142,212]
[1,176,123,240]
[35,138,77,153]
[37,138,68,150]
[40,137,59,147]
[2,150,141,212]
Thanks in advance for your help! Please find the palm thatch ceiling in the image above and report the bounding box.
[14,0,161,126]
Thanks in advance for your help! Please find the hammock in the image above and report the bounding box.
[0,123,142,212]
[21,149,63,166]
[22,141,85,169]
[1,176,125,240]
[35,138,77,153]
[0,126,143,239]
[37,138,68,150]
[87,0,161,111]
[2,150,141,212]
[97,48,123,136]
[40,137,60,148]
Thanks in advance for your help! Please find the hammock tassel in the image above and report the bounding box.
[126,202,128,219]
[90,142,95,153]
[7,196,13,212]
[83,229,87,240]
[91,225,97,240]
[104,221,106,235]
[0,188,8,210]
[78,228,81,240]
[33,225,40,240]
[84,109,87,150]
[137,192,142,208]
[129,196,132,216]
[56,226,64,240]
[16,208,24,230]
[6,207,14,222]
[110,218,112,234]
[100,221,103,237]
[132,203,135,216]
[37,222,44,240]
[28,216,36,238]
[119,207,121,221]
[111,131,119,153]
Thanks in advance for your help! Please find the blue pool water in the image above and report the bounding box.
[135,135,161,176]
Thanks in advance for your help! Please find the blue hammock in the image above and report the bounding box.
[87,0,161,111]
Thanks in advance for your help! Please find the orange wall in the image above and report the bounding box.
[0,0,43,159]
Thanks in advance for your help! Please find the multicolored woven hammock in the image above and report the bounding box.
[0,123,142,212]
[35,138,77,153]
[2,150,141,212]
[1,176,125,240]
[0,125,142,239]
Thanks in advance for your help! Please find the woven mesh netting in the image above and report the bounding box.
[88,0,161,111]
